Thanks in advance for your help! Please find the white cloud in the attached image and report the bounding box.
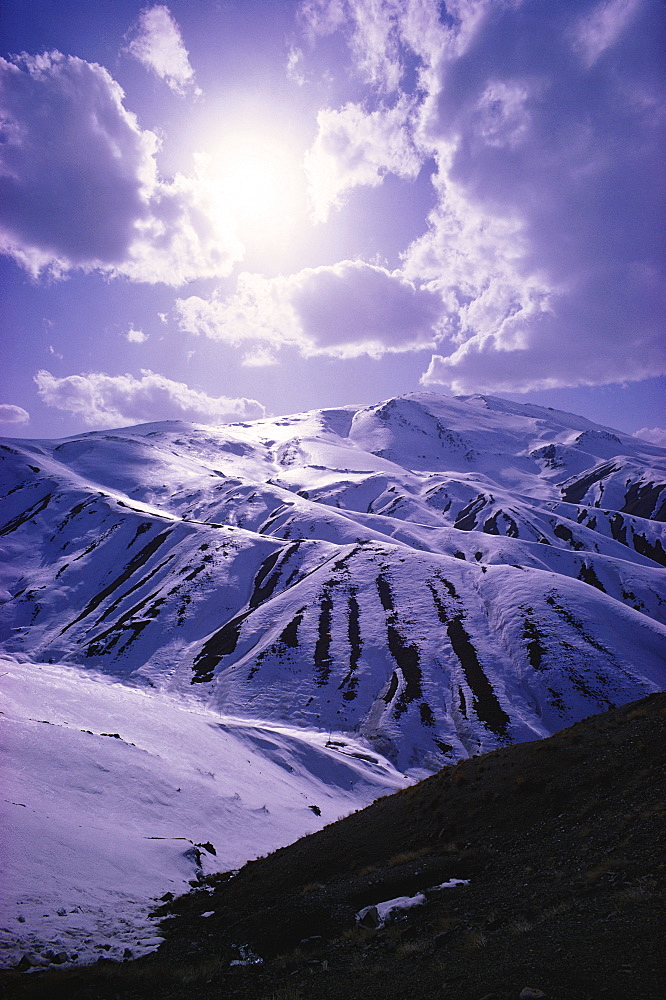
[288,260,441,355]
[241,346,279,368]
[0,52,242,283]
[633,427,666,447]
[344,0,405,93]
[300,0,664,393]
[300,0,405,92]
[119,159,245,284]
[403,175,555,389]
[177,260,441,359]
[34,370,264,428]
[305,98,421,221]
[125,326,149,343]
[286,46,306,86]
[0,404,29,426]
[177,272,305,352]
[573,0,642,68]
[475,81,531,149]
[126,5,200,95]
[299,0,347,41]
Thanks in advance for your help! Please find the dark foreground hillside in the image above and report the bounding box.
[3,694,665,1000]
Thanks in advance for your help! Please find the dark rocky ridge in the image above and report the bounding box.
[5,693,664,999]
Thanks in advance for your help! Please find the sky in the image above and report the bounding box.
[0,0,664,442]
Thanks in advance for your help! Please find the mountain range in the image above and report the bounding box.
[1,390,664,967]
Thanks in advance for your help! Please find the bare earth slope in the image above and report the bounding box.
[3,693,664,1000]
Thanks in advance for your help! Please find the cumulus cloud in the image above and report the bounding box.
[34,369,264,428]
[241,346,280,368]
[474,81,532,149]
[341,0,405,92]
[633,427,666,447]
[289,260,441,354]
[177,260,441,359]
[0,52,242,282]
[404,179,554,355]
[126,5,200,95]
[413,0,665,392]
[125,325,149,343]
[0,404,29,426]
[305,97,421,221]
[177,272,304,352]
[301,0,665,393]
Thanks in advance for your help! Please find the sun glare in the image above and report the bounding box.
[222,139,283,219]
[207,131,306,257]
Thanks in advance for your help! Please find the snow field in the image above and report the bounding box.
[0,656,408,968]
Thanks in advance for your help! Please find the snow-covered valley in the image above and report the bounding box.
[1,390,664,967]
[0,657,406,967]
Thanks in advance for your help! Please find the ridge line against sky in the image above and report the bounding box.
[0,0,664,441]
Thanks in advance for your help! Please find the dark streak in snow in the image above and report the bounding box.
[192,612,249,682]
[339,588,362,701]
[314,589,333,686]
[521,612,547,671]
[632,531,666,567]
[454,495,489,532]
[383,671,399,705]
[447,618,509,736]
[249,550,282,609]
[577,563,606,592]
[279,611,304,649]
[560,462,619,505]
[553,523,584,551]
[376,573,423,718]
[59,529,172,635]
[0,491,53,537]
[623,481,665,521]
[608,513,628,547]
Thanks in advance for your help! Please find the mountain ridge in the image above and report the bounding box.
[1,390,664,771]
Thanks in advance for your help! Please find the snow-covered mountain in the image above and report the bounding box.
[2,391,664,764]
[1,391,665,966]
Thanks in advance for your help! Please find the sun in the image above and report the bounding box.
[208,130,305,250]
[193,114,310,266]
[221,137,285,220]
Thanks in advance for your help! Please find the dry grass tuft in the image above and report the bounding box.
[397,938,430,958]
[300,882,325,894]
[386,848,429,867]
[463,928,487,950]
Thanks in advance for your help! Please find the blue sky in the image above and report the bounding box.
[1,0,664,441]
